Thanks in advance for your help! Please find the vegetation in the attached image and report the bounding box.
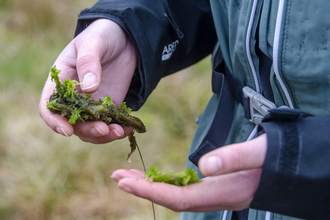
[47,65,146,161]
[145,165,201,186]
[0,0,212,219]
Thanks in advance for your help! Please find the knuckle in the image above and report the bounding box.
[76,54,97,69]
[170,188,194,212]
[171,198,192,212]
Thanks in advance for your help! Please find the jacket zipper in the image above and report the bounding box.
[273,0,294,108]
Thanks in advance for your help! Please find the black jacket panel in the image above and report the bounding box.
[75,0,217,110]
[251,111,330,219]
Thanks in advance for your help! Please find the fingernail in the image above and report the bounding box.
[202,156,222,174]
[111,174,121,182]
[113,129,122,138]
[81,72,97,90]
[118,183,134,194]
[56,127,69,137]
[90,126,105,137]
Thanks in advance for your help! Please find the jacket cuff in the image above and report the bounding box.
[251,108,330,219]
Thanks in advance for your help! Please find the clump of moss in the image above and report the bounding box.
[145,165,201,186]
[47,65,146,161]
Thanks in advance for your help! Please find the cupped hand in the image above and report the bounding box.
[111,134,267,212]
[39,19,137,143]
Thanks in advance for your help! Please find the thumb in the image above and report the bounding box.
[198,134,267,176]
[75,33,107,93]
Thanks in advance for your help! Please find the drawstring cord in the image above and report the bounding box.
[162,0,184,38]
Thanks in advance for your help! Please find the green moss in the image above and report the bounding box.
[102,96,112,108]
[145,165,201,186]
[47,65,146,161]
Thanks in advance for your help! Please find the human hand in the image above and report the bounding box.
[39,19,137,143]
[111,134,267,212]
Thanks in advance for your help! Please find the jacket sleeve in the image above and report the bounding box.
[250,108,330,219]
[74,0,217,110]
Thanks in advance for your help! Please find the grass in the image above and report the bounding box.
[0,0,212,219]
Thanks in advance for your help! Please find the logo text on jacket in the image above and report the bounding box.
[162,40,179,61]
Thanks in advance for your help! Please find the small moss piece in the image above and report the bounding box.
[68,108,83,125]
[50,65,61,87]
[145,165,201,186]
[63,79,80,100]
[120,102,131,114]
[102,96,113,108]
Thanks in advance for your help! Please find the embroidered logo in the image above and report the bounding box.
[162,40,179,61]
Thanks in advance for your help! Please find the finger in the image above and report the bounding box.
[39,44,78,137]
[73,121,110,138]
[114,169,261,212]
[111,169,145,182]
[74,19,123,93]
[39,89,74,136]
[75,34,106,93]
[112,169,188,211]
[129,169,146,177]
[199,134,267,176]
[78,124,133,144]
[39,105,74,137]
[117,177,195,212]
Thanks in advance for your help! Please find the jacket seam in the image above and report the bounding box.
[281,0,299,109]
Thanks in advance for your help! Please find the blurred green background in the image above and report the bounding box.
[0,0,212,219]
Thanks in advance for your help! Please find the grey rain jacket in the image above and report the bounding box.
[74,0,330,219]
